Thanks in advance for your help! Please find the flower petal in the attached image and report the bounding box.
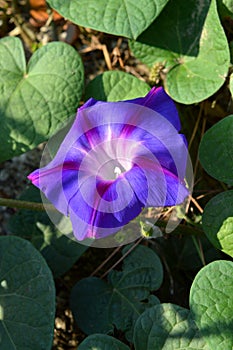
[67,175,143,240]
[28,164,78,216]
[79,97,99,110]
[124,161,188,208]
[127,87,181,131]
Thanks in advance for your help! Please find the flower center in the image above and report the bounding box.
[98,157,132,180]
[114,166,121,178]
[79,137,139,181]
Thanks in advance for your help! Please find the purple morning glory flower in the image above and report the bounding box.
[28,87,189,241]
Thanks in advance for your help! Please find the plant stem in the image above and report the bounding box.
[191,236,206,266]
[0,197,55,212]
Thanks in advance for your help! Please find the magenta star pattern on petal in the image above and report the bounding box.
[28,87,190,241]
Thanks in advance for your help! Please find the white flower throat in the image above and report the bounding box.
[80,136,139,181]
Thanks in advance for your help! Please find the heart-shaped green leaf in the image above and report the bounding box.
[84,71,150,102]
[7,186,88,277]
[133,261,233,349]
[0,236,55,350]
[202,190,233,258]
[70,245,162,340]
[134,303,208,349]
[0,36,84,162]
[199,115,233,185]
[130,0,229,103]
[71,277,114,334]
[78,334,130,350]
[190,260,233,350]
[47,0,169,39]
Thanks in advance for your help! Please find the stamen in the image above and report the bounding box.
[114,166,122,178]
